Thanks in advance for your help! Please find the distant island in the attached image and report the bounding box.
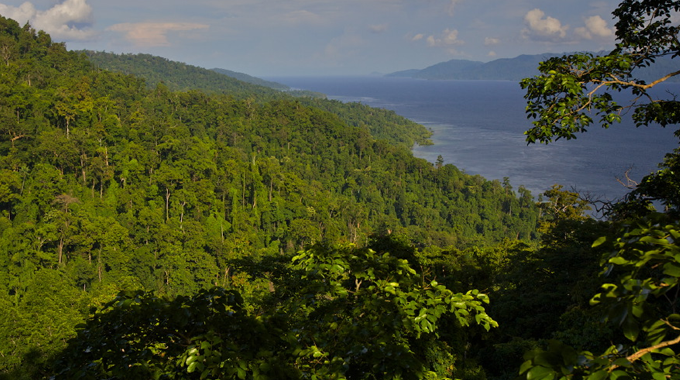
[387,52,680,82]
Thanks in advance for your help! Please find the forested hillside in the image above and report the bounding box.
[81,50,434,150]
[6,1,678,376]
[0,16,550,379]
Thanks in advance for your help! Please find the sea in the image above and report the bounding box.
[266,76,679,203]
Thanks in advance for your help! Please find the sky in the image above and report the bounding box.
[0,0,623,76]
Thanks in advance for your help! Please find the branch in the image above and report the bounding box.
[626,334,680,364]
[593,69,680,91]
[616,166,639,189]
[578,190,617,217]
[10,134,25,142]
[609,333,680,372]
[641,69,680,89]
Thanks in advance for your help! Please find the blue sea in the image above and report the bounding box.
[267,76,679,202]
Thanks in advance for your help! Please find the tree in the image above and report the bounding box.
[53,288,297,380]
[50,242,498,380]
[518,1,680,379]
[521,0,680,144]
[519,214,680,380]
[536,184,592,235]
[286,242,498,379]
[615,145,680,218]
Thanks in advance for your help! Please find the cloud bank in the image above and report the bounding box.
[0,0,96,40]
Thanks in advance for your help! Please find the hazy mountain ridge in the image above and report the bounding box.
[388,52,680,82]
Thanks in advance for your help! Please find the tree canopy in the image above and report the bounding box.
[8,1,680,377]
[519,1,680,379]
[0,15,543,379]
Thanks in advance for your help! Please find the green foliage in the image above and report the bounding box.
[83,50,433,150]
[520,0,680,144]
[615,139,680,218]
[210,67,291,90]
[536,184,592,236]
[53,243,497,379]
[0,16,541,377]
[520,214,680,380]
[517,2,680,378]
[83,51,283,98]
[299,98,434,149]
[55,287,297,379]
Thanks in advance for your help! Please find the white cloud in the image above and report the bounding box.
[484,37,500,46]
[575,15,614,39]
[107,22,209,47]
[488,50,496,57]
[426,35,436,46]
[0,2,36,24]
[522,8,568,41]
[426,28,463,47]
[411,33,425,41]
[0,0,96,40]
[369,23,388,33]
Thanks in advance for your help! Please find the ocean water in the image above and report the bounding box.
[267,76,679,201]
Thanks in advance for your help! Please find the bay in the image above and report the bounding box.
[267,76,679,201]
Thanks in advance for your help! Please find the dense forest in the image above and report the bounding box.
[82,50,434,151]
[0,2,679,378]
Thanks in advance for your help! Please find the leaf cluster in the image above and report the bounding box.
[53,243,497,380]
[521,0,680,144]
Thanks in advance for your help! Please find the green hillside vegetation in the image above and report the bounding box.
[82,50,433,150]
[0,16,543,379]
[3,0,680,376]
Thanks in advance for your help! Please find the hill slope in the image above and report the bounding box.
[82,50,433,150]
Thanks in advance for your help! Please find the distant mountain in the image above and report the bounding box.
[386,54,558,81]
[387,69,421,78]
[210,68,290,90]
[389,59,485,80]
[387,52,680,82]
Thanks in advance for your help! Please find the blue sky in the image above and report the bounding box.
[0,0,622,76]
